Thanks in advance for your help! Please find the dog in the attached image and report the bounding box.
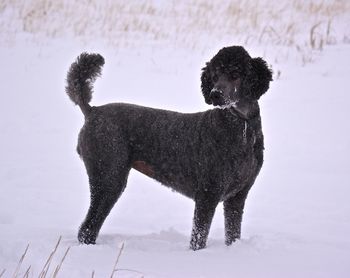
[65,46,272,250]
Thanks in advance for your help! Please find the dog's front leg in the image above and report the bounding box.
[190,192,219,250]
[223,186,250,245]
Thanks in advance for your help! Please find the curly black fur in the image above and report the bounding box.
[201,46,272,104]
[65,46,272,250]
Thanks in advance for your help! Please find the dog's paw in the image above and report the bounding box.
[225,237,239,246]
[189,238,207,251]
[78,226,97,244]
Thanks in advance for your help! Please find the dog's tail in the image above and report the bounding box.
[65,52,105,116]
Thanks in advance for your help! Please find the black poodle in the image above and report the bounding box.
[65,46,272,250]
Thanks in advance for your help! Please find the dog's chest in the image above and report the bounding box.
[216,121,262,194]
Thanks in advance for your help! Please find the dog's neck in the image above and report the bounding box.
[223,101,260,121]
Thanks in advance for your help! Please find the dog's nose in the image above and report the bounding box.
[210,88,223,101]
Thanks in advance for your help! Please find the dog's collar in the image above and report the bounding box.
[224,101,259,121]
[243,120,248,145]
[229,107,248,120]
[224,107,257,145]
[225,106,251,121]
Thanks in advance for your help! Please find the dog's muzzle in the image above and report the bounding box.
[210,88,224,105]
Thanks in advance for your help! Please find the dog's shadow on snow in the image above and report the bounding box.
[95,229,239,252]
[65,229,265,252]
[95,229,191,252]
[65,231,300,253]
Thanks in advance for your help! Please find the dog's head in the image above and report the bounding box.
[201,46,272,118]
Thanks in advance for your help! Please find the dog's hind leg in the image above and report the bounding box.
[78,157,130,244]
[190,192,219,250]
[223,186,251,245]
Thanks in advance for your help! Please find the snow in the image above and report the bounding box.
[1,2,350,277]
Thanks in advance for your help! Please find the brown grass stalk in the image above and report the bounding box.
[23,266,31,278]
[310,21,323,50]
[52,246,71,278]
[12,244,29,278]
[38,236,62,278]
[110,242,125,278]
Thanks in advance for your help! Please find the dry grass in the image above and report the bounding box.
[2,238,143,278]
[0,0,349,61]
[110,242,125,278]
[12,244,29,277]
[4,237,70,278]
[38,236,63,278]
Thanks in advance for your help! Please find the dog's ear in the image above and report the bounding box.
[249,57,273,99]
[201,63,213,104]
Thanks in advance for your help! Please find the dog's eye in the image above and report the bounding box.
[231,74,239,81]
[212,75,218,82]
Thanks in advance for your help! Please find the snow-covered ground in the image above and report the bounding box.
[1,1,350,277]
